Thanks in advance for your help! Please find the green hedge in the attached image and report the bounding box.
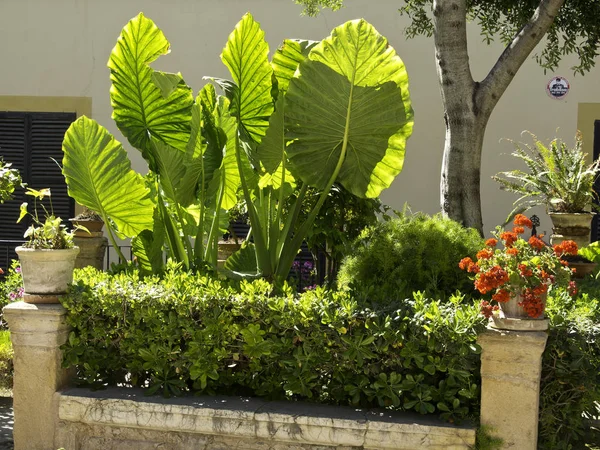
[539,280,600,449]
[61,265,485,422]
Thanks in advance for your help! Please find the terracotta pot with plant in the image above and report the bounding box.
[460,214,578,331]
[70,206,104,237]
[15,188,80,300]
[493,131,600,249]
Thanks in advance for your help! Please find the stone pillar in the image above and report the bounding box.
[73,234,108,270]
[3,302,72,450]
[478,328,548,450]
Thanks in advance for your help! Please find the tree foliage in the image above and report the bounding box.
[296,0,600,74]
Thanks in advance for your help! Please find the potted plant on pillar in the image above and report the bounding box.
[460,214,578,330]
[493,131,600,249]
[15,188,80,299]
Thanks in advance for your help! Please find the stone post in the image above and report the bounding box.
[73,234,108,270]
[478,328,548,450]
[3,302,72,450]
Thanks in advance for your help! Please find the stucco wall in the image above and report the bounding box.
[1,0,599,234]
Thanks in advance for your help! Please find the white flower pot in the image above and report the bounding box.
[15,246,80,295]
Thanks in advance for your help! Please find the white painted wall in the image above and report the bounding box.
[1,0,599,235]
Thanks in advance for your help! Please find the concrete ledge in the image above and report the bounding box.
[56,388,475,449]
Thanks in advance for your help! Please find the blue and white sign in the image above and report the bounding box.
[546,77,570,100]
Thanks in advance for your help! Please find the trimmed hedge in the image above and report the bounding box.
[61,265,485,422]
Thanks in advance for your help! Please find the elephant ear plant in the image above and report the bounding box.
[61,12,414,285]
[218,14,414,285]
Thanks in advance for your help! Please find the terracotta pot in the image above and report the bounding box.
[548,212,594,249]
[70,218,104,237]
[569,260,598,279]
[15,246,80,295]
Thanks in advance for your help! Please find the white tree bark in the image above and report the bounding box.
[436,0,565,233]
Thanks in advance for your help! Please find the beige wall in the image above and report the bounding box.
[1,0,599,235]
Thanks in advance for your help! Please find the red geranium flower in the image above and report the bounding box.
[514,214,533,228]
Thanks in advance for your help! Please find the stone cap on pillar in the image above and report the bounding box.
[3,301,69,348]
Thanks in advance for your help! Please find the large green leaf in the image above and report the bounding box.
[221,13,274,143]
[257,96,285,174]
[108,13,194,168]
[207,97,240,211]
[154,141,186,203]
[272,39,317,94]
[285,19,414,199]
[62,116,154,237]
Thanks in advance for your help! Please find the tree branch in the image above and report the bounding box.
[478,0,565,116]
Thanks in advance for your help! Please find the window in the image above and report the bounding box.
[0,111,76,269]
[593,120,600,243]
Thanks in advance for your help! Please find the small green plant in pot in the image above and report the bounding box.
[15,188,80,298]
[493,132,600,249]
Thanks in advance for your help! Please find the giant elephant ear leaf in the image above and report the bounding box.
[108,12,194,169]
[221,13,274,143]
[285,19,414,199]
[271,39,317,95]
[62,116,154,238]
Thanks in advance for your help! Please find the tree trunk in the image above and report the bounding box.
[440,110,489,234]
[433,0,488,233]
[434,0,564,235]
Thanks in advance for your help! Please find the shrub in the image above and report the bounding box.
[539,278,600,449]
[0,331,13,391]
[0,260,23,328]
[61,265,485,422]
[337,212,484,303]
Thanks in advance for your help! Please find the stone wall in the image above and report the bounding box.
[55,388,476,450]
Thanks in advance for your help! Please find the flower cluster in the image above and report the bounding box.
[460,215,577,319]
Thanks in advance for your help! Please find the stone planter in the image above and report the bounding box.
[217,240,242,269]
[15,246,80,297]
[491,292,548,331]
[548,212,594,249]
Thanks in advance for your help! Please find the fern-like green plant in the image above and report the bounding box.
[493,132,600,221]
[337,211,484,303]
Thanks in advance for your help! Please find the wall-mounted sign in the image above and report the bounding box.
[546,76,570,100]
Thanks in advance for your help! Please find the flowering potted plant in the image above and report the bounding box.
[15,188,80,297]
[460,214,578,326]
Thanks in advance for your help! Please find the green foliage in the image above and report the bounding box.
[0,331,13,392]
[61,266,484,420]
[17,188,75,249]
[295,0,344,16]
[579,241,600,265]
[540,281,600,449]
[299,185,394,284]
[473,425,503,450]
[337,212,484,302]
[295,0,600,75]
[62,13,414,285]
[494,132,600,220]
[0,261,23,328]
[0,158,22,204]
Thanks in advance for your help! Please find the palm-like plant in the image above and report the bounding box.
[494,132,600,220]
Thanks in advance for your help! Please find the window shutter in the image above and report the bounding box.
[593,120,600,243]
[0,111,76,271]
